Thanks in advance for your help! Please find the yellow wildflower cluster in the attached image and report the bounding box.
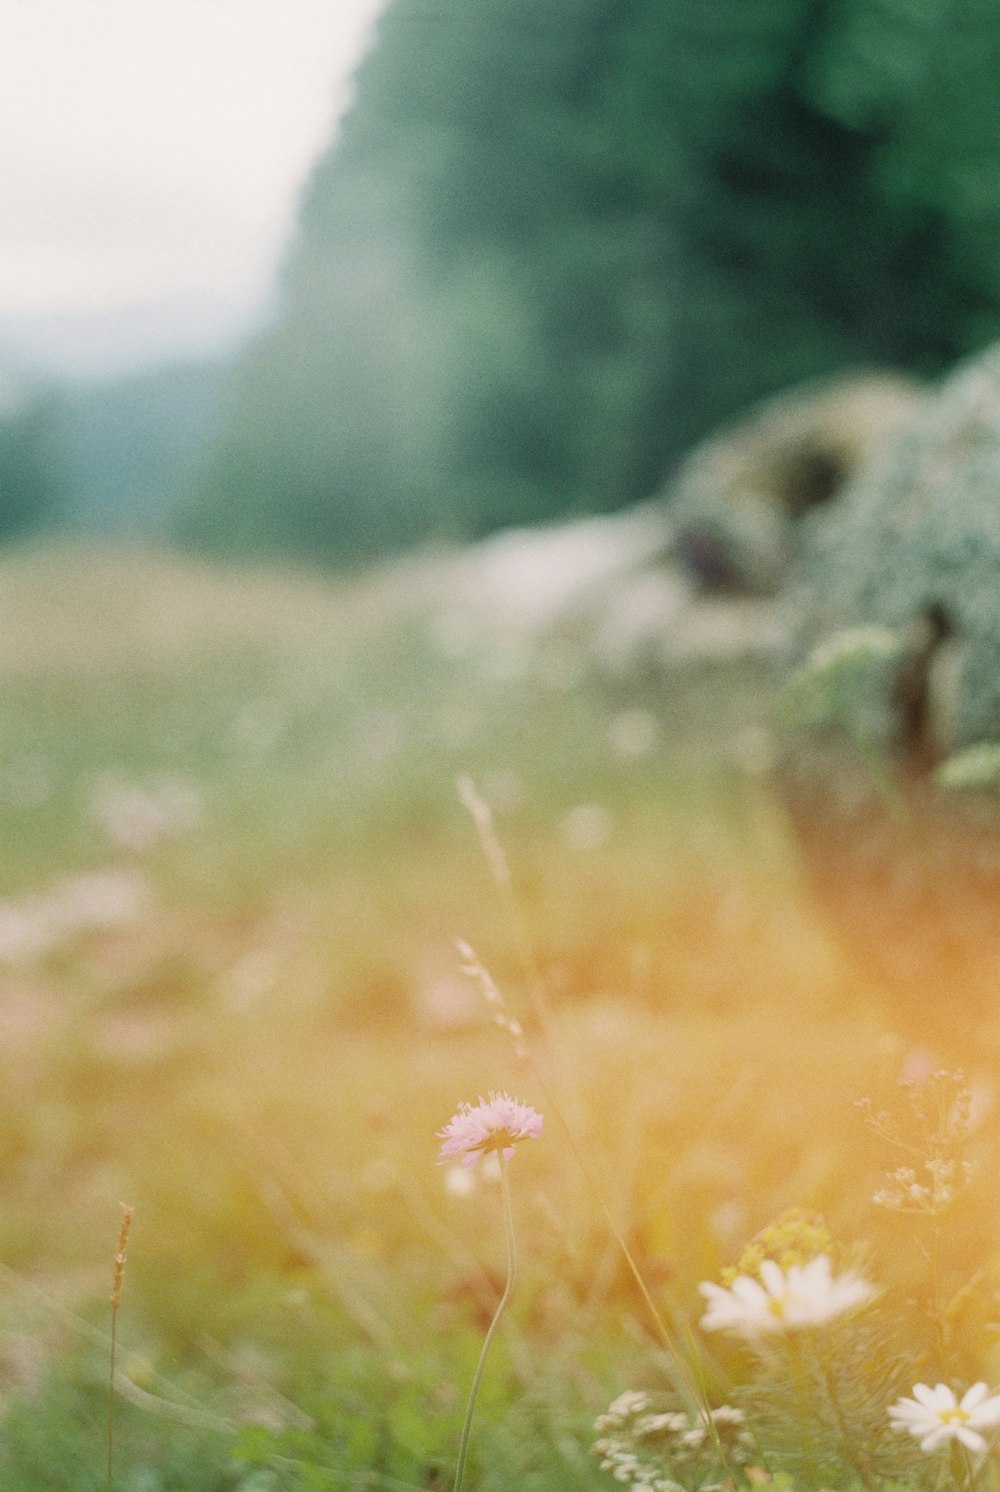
[722,1208,833,1287]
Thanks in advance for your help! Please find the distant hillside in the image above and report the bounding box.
[50,361,227,535]
[0,294,260,385]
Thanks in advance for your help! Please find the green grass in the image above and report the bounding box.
[0,539,996,1489]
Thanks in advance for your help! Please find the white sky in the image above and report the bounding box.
[0,0,387,318]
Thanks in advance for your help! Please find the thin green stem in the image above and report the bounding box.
[948,1436,975,1492]
[107,1304,118,1492]
[916,1220,949,1378]
[786,1333,820,1492]
[523,1049,732,1469]
[452,1152,516,1492]
[812,1342,875,1492]
[458,780,731,1475]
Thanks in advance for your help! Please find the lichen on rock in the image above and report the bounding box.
[792,343,1000,763]
[777,342,1000,1039]
[661,371,922,598]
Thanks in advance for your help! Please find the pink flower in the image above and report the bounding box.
[437,1092,543,1168]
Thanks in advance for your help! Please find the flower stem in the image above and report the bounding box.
[928,1218,949,1377]
[813,1344,875,1492]
[457,782,726,1460]
[948,1437,975,1492]
[452,1152,516,1492]
[786,1333,820,1492]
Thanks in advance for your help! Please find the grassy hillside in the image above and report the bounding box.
[0,541,994,1489]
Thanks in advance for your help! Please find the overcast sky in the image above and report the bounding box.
[0,0,386,320]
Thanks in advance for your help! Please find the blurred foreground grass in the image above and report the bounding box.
[1,541,996,1489]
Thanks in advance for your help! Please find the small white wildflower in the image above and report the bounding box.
[592,1394,754,1489]
[91,775,202,853]
[0,869,149,964]
[699,1254,874,1337]
[889,1382,1000,1454]
[874,1158,972,1213]
[442,1164,479,1198]
[608,709,659,760]
[605,1391,652,1419]
[562,802,614,850]
[633,1412,687,1439]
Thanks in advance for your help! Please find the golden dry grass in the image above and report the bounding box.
[1,540,998,1486]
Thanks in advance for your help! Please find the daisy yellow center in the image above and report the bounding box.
[940,1408,970,1425]
[767,1298,785,1317]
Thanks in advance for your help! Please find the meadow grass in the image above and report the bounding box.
[1,541,999,1488]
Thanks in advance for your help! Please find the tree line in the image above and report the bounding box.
[9,0,1000,559]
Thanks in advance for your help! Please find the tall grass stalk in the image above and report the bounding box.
[456,774,554,1036]
[456,775,733,1475]
[814,1348,876,1492]
[108,1203,134,1492]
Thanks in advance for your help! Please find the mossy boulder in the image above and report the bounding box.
[662,372,922,596]
[504,373,921,678]
[778,343,1000,1041]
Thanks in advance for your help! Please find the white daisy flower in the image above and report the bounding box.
[889,1382,1000,1454]
[699,1254,874,1337]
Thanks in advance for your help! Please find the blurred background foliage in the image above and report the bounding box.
[8,0,1000,563]
[176,0,1000,565]
[0,391,63,541]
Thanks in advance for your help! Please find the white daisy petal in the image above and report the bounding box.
[889,1400,929,1424]
[758,1259,785,1295]
[971,1394,1000,1427]
[698,1254,873,1339]
[801,1256,831,1287]
[913,1383,953,1411]
[889,1381,1000,1459]
[730,1277,768,1303]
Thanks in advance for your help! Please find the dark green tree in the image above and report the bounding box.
[0,394,62,541]
[182,0,1000,566]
